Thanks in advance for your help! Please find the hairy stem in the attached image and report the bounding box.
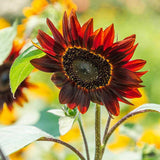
[78,115,90,160]
[38,137,85,160]
[102,115,111,143]
[94,104,102,160]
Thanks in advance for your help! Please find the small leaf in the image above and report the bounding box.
[0,21,17,65]
[48,109,78,135]
[34,108,60,137]
[130,103,160,114]
[0,125,52,155]
[59,116,75,135]
[48,109,65,117]
[10,46,45,95]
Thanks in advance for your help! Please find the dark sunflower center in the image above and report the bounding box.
[63,47,111,89]
[0,64,10,93]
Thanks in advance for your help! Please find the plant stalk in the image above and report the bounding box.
[94,103,102,160]
[39,137,85,160]
[78,115,90,160]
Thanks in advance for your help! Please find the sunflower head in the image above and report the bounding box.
[0,40,34,111]
[31,9,147,116]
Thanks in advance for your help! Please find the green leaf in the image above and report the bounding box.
[0,125,52,155]
[0,21,17,65]
[34,108,60,137]
[48,109,77,135]
[130,103,160,114]
[10,46,45,95]
[59,116,75,135]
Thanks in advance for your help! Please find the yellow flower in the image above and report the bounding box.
[0,104,17,125]
[22,0,77,38]
[108,128,131,151]
[29,82,59,103]
[137,129,160,149]
[0,18,10,29]
[23,0,49,17]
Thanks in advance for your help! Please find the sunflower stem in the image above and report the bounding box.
[102,115,111,143]
[78,115,90,160]
[94,103,102,160]
[38,137,85,160]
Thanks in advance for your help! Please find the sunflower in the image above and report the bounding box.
[31,10,147,116]
[0,40,34,111]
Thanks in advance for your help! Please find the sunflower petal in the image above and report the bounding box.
[113,68,142,86]
[37,30,65,55]
[51,72,67,88]
[30,55,62,72]
[82,18,93,48]
[103,24,115,50]
[59,83,75,104]
[63,11,71,45]
[99,89,120,116]
[123,59,146,72]
[77,90,90,114]
[69,10,81,46]
[47,18,66,48]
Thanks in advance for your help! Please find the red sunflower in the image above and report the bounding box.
[0,41,34,111]
[31,10,147,116]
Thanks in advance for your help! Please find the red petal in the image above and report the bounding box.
[113,68,142,85]
[59,83,75,104]
[123,59,146,72]
[103,24,115,50]
[124,34,136,40]
[69,10,81,46]
[91,28,103,50]
[99,89,120,116]
[51,72,67,88]
[77,90,90,114]
[111,82,142,98]
[67,103,77,109]
[37,30,65,55]
[62,11,71,45]
[120,88,142,98]
[82,18,93,48]
[47,18,66,48]
[109,37,135,54]
[30,55,62,72]
[122,44,138,62]
[89,90,102,105]
[135,71,148,77]
[37,30,55,51]
[109,88,132,105]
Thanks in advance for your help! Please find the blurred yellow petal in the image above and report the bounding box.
[137,129,160,149]
[0,104,16,125]
[108,129,130,151]
[29,82,58,103]
[0,18,10,29]
[23,0,49,17]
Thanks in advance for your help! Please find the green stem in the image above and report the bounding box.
[78,115,90,160]
[94,104,102,160]
[39,137,85,160]
[102,115,111,143]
